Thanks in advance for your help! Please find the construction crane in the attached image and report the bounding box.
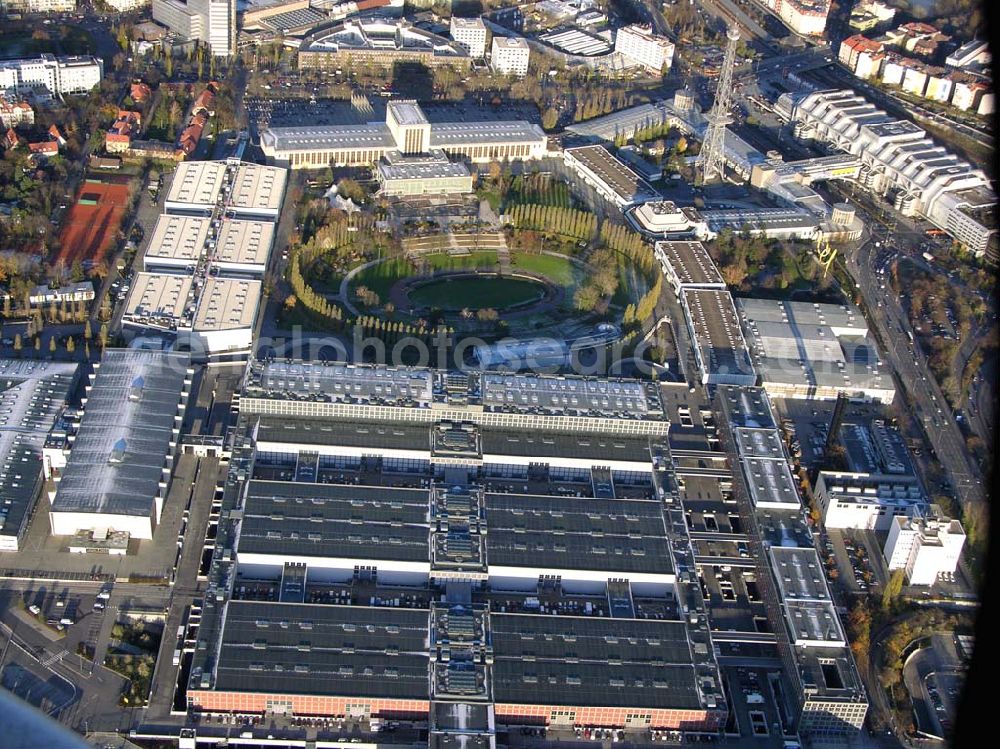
[700,25,741,185]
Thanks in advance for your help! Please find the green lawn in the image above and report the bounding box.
[352,258,414,300]
[350,253,499,300]
[409,277,545,310]
[422,252,498,272]
[509,252,580,287]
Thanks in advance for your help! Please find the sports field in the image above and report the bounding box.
[56,176,131,267]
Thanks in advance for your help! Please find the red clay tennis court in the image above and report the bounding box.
[56,175,131,268]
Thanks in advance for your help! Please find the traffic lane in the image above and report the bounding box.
[846,246,985,505]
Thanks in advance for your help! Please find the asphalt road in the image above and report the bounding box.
[847,235,985,509]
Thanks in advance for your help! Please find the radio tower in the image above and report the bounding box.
[700,25,741,184]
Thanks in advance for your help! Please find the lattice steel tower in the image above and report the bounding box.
[700,26,741,184]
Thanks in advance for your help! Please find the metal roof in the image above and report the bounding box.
[50,350,189,518]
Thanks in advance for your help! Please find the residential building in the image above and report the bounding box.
[884,510,965,585]
[491,36,530,77]
[765,0,830,36]
[105,110,141,153]
[838,35,885,80]
[901,64,929,96]
[450,16,487,58]
[977,92,994,115]
[615,24,674,73]
[0,97,33,128]
[885,22,950,59]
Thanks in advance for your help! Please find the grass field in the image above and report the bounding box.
[509,252,580,287]
[409,276,545,310]
[351,253,499,300]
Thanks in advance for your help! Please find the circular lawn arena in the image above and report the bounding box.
[395,271,558,314]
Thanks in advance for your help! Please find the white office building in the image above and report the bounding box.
[450,16,488,59]
[815,471,926,531]
[0,54,102,98]
[884,511,965,586]
[491,36,530,77]
[615,24,674,73]
[152,0,235,56]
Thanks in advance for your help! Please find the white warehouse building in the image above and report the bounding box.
[48,350,193,541]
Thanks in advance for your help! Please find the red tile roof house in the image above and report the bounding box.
[192,88,217,117]
[28,140,58,158]
[48,124,67,147]
[4,128,19,150]
[105,110,142,153]
[130,82,152,104]
[176,111,207,158]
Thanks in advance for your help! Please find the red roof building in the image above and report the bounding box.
[130,82,152,103]
[28,140,58,157]
[105,110,142,154]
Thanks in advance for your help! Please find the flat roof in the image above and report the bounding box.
[254,417,429,452]
[251,361,435,407]
[565,145,654,204]
[715,385,776,429]
[733,427,785,460]
[490,613,700,709]
[740,455,801,509]
[428,120,545,147]
[654,241,724,287]
[0,360,78,541]
[237,480,431,563]
[50,350,189,518]
[165,161,226,207]
[260,124,397,153]
[388,100,429,127]
[451,17,486,29]
[769,546,833,602]
[481,430,652,463]
[378,156,470,182]
[738,298,866,332]
[144,215,211,265]
[230,163,287,214]
[484,492,672,575]
[213,219,275,268]
[124,273,193,321]
[480,372,663,421]
[211,601,430,699]
[682,289,755,378]
[193,277,261,331]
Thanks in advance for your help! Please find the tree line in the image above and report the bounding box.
[507,204,598,244]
